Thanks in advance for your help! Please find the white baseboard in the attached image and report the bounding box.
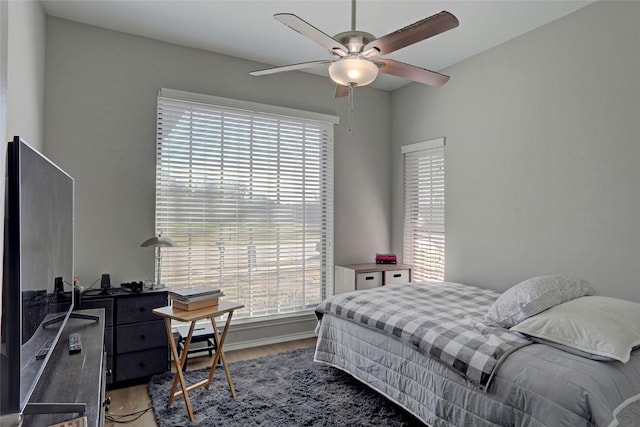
[222,330,317,352]
[170,312,318,356]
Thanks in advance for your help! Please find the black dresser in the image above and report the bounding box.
[60,288,169,388]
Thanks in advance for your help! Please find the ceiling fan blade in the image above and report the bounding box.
[335,84,350,98]
[250,60,333,76]
[377,59,450,86]
[363,11,459,57]
[274,13,348,55]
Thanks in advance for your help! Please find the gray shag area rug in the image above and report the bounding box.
[148,346,640,427]
[148,347,423,426]
[617,399,640,427]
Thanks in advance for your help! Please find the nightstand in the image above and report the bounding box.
[334,263,412,294]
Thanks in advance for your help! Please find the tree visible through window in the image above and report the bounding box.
[155,89,336,320]
[402,138,445,281]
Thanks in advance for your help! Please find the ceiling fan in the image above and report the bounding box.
[250,0,459,97]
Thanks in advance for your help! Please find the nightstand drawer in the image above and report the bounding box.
[385,269,410,285]
[356,271,382,289]
[335,264,412,293]
[116,320,167,353]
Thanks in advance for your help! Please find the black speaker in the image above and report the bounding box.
[101,273,111,294]
[73,285,82,310]
[54,276,64,295]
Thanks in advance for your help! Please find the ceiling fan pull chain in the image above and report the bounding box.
[347,84,355,133]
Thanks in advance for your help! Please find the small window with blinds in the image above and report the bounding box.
[155,88,337,320]
[402,138,445,282]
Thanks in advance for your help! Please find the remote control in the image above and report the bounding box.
[68,333,82,354]
[35,338,54,360]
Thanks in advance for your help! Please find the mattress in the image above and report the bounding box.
[314,293,640,426]
[315,281,530,388]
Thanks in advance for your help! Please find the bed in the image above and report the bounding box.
[313,277,640,426]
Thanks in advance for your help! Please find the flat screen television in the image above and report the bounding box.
[0,136,75,419]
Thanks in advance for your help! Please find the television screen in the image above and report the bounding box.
[0,136,75,417]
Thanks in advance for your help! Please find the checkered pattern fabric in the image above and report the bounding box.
[316,281,531,388]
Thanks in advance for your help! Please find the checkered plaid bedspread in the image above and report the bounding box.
[315,281,531,388]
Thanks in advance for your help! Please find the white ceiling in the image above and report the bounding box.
[40,0,596,91]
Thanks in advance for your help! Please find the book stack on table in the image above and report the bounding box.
[375,253,397,264]
[169,286,224,311]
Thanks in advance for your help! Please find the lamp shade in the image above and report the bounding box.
[140,235,176,248]
[328,57,379,87]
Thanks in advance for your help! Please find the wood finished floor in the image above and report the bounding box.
[104,337,317,426]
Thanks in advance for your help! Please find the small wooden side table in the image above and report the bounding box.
[153,300,244,422]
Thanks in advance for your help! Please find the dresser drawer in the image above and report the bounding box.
[384,269,411,285]
[116,320,167,353]
[104,326,114,356]
[116,293,167,325]
[356,271,382,289]
[115,347,168,383]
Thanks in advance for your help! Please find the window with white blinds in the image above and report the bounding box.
[402,138,445,282]
[155,88,336,320]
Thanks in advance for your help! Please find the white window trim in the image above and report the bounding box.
[155,88,337,320]
[401,137,445,154]
[159,88,339,125]
[402,137,446,282]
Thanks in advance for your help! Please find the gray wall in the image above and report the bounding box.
[0,0,46,313]
[43,17,390,343]
[0,0,46,388]
[390,1,640,301]
[17,0,640,346]
[6,0,45,151]
[44,17,391,287]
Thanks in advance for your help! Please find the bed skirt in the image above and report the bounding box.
[314,312,640,426]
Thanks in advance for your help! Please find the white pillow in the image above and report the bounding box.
[511,296,640,363]
[484,275,598,328]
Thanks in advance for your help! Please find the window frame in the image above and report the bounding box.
[154,88,337,320]
[402,137,446,281]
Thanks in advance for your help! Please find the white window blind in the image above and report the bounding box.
[155,89,336,319]
[402,138,445,281]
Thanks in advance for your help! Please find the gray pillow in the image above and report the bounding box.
[526,336,618,361]
[484,275,598,328]
[511,296,640,363]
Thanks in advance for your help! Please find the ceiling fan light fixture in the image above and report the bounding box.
[328,57,379,87]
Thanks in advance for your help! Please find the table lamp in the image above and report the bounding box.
[141,233,176,288]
